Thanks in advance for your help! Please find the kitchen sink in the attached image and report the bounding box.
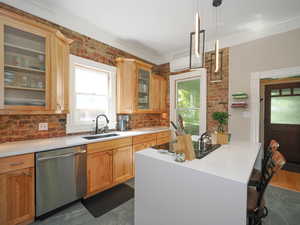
[82,133,119,140]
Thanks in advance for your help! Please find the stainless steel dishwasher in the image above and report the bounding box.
[36,145,87,217]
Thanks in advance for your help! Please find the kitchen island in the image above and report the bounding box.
[135,142,262,225]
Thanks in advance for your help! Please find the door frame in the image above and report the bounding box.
[250,66,300,143]
[169,69,207,137]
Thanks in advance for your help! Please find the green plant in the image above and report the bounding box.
[212,112,229,133]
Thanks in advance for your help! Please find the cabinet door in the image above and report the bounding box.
[0,167,35,225]
[50,32,71,113]
[87,151,113,195]
[160,77,167,112]
[136,66,151,111]
[113,146,133,184]
[150,74,161,112]
[0,16,51,112]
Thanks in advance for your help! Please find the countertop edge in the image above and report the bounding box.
[0,127,171,158]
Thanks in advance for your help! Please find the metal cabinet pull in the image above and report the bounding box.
[23,172,32,177]
[10,162,24,167]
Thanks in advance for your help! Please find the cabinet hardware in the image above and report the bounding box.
[10,162,24,166]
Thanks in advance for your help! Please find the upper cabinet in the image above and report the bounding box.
[116,58,167,114]
[151,74,167,113]
[0,9,72,114]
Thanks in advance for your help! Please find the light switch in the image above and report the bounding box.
[39,123,48,131]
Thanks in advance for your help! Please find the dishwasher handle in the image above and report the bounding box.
[37,150,86,161]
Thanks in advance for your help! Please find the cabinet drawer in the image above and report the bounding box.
[133,133,157,145]
[87,137,132,154]
[156,130,171,138]
[0,153,34,174]
[133,140,157,152]
[157,136,171,145]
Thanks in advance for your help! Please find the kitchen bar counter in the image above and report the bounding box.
[0,126,170,158]
[135,142,262,225]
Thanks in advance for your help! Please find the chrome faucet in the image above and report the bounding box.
[95,114,110,134]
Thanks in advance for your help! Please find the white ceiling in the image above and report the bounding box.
[3,0,300,64]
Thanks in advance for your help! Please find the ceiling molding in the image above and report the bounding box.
[164,15,300,62]
[3,0,300,65]
[2,0,167,64]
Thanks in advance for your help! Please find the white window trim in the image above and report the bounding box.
[169,69,207,137]
[67,54,117,134]
[250,66,300,143]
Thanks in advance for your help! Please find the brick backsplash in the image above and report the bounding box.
[0,114,66,143]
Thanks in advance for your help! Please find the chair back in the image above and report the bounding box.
[261,140,280,178]
[257,151,286,208]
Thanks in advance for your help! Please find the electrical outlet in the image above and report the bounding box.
[38,123,48,131]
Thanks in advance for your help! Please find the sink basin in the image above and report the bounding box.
[82,133,119,140]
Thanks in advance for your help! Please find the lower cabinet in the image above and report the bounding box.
[0,167,35,225]
[113,146,133,184]
[87,151,113,195]
[156,131,171,145]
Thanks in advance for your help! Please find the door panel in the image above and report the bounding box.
[265,82,300,171]
[0,167,35,225]
[113,146,133,184]
[87,151,113,194]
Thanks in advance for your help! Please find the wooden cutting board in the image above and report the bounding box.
[174,135,195,161]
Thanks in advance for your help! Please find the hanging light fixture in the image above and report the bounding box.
[195,11,200,58]
[213,0,222,73]
[189,0,206,70]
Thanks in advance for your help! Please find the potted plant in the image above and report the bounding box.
[212,112,230,144]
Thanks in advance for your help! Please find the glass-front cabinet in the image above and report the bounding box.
[137,67,150,110]
[0,9,72,114]
[3,25,48,108]
[0,15,50,111]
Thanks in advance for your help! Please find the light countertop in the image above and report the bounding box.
[0,126,170,158]
[137,141,261,184]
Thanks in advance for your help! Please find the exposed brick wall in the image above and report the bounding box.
[205,48,229,132]
[128,114,162,129]
[153,48,229,133]
[0,3,161,143]
[0,115,66,143]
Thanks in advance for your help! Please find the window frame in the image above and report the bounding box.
[67,55,116,134]
[169,70,207,138]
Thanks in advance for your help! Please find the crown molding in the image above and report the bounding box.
[2,0,166,65]
[164,15,300,62]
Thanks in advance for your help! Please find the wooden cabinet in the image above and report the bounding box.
[0,154,34,225]
[113,146,133,184]
[0,9,72,114]
[132,133,157,176]
[156,130,171,145]
[50,31,72,113]
[87,150,113,195]
[151,74,167,113]
[116,58,154,114]
[86,137,133,197]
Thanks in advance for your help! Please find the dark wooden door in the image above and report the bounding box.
[265,82,300,172]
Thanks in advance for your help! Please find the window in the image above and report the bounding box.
[170,70,207,139]
[67,55,116,133]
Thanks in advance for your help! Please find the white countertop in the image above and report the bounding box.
[0,126,170,158]
[137,141,261,184]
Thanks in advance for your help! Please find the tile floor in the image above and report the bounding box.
[30,180,300,225]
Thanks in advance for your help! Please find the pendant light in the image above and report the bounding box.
[213,0,222,73]
[195,0,201,58]
[189,0,206,70]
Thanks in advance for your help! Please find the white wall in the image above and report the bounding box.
[229,28,300,142]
